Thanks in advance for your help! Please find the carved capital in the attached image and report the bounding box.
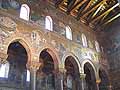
[59,68,66,73]
[27,61,41,71]
[96,79,101,84]
[80,73,86,79]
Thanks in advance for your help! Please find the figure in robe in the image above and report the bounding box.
[1,0,20,9]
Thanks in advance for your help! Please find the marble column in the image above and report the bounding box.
[28,61,41,90]
[0,52,8,75]
[109,84,113,90]
[55,68,66,90]
[96,79,101,90]
[80,73,86,90]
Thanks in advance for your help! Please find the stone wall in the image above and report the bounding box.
[100,17,120,90]
[0,0,110,90]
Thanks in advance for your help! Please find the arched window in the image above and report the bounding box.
[66,26,72,40]
[95,41,100,52]
[20,4,30,21]
[45,16,53,31]
[26,70,30,82]
[82,33,87,47]
[0,62,9,78]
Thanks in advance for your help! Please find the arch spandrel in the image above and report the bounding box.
[3,33,33,63]
[37,44,61,70]
[62,52,82,73]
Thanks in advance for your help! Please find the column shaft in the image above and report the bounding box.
[30,69,37,90]
[80,73,86,90]
[96,79,101,90]
[55,69,65,90]
[96,83,99,90]
[28,61,41,90]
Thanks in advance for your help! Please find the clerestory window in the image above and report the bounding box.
[45,16,53,31]
[66,26,72,40]
[20,4,30,21]
[95,41,100,52]
[82,33,87,47]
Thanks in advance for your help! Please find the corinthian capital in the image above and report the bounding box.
[80,73,86,79]
[27,61,41,71]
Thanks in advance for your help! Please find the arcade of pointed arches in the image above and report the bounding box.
[0,37,109,90]
[0,2,109,90]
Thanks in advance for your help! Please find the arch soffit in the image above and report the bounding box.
[81,59,97,78]
[38,45,61,69]
[4,34,32,63]
[62,52,82,73]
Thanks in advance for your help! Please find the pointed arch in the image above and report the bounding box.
[81,60,97,77]
[82,60,97,90]
[4,36,32,64]
[62,52,81,73]
[39,48,59,70]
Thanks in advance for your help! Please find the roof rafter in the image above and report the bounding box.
[77,0,107,19]
[76,0,90,20]
[92,4,104,18]
[102,9,120,26]
[90,2,119,24]
[55,0,64,8]
[49,0,120,31]
[68,0,87,13]
[66,0,76,14]
[105,13,120,24]
[81,0,93,13]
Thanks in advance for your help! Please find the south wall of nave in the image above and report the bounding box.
[0,0,110,90]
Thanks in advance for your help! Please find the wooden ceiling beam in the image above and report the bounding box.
[78,0,106,19]
[66,0,76,14]
[90,3,119,24]
[81,0,93,13]
[76,0,91,20]
[55,0,64,8]
[67,0,87,13]
[100,11,110,21]
[102,9,120,26]
[105,13,120,25]
[92,4,103,18]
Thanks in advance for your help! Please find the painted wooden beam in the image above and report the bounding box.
[68,0,87,13]
[80,0,106,18]
[102,10,120,26]
[90,3,119,24]
[66,0,76,14]
[55,0,64,8]
[76,0,90,20]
